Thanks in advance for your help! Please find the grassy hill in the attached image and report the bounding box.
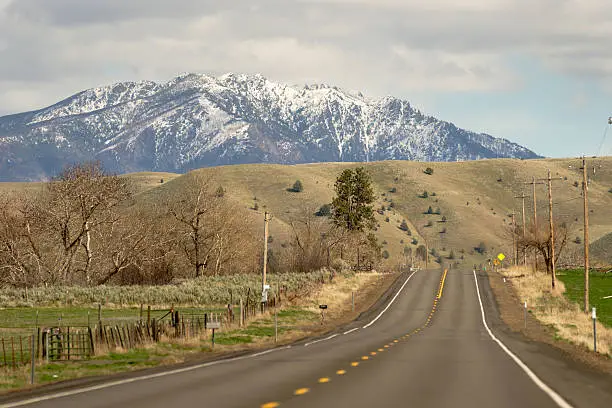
[2,157,612,270]
[591,232,612,266]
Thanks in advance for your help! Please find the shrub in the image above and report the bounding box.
[385,217,390,222]
[267,235,274,243]
[475,242,487,254]
[389,201,395,208]
[421,191,428,198]
[316,204,332,217]
[399,220,409,231]
[448,250,455,260]
[424,167,434,175]
[390,187,397,193]
[253,202,259,211]
[382,250,390,259]
[411,238,418,245]
[425,220,433,227]
[382,240,388,245]
[431,192,437,196]
[440,227,447,234]
[573,181,579,188]
[290,180,304,192]
[400,239,404,244]
[216,185,225,197]
[426,206,433,214]
[608,188,612,193]
[441,215,447,222]
[574,236,582,244]
[434,207,441,215]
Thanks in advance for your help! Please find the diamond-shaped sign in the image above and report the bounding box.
[497,253,506,261]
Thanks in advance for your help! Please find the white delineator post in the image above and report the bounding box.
[592,307,597,353]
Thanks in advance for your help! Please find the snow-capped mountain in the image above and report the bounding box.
[0,73,539,181]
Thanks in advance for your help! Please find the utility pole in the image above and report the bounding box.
[262,212,270,297]
[580,157,590,313]
[538,170,562,289]
[524,177,545,271]
[425,240,429,270]
[511,211,517,266]
[514,193,528,266]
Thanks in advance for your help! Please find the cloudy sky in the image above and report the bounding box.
[1,0,611,157]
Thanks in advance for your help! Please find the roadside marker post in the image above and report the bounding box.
[524,301,527,330]
[274,310,278,344]
[592,308,597,353]
[30,329,36,385]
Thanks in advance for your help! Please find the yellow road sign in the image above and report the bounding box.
[497,253,506,261]
[493,259,500,266]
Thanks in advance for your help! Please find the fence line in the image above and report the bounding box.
[0,296,284,368]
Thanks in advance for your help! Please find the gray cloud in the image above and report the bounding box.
[0,0,611,115]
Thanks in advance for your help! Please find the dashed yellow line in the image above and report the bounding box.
[361,356,369,360]
[318,377,330,384]
[294,388,310,396]
[351,362,359,367]
[336,369,346,375]
[261,402,280,408]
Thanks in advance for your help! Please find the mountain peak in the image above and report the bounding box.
[0,73,540,181]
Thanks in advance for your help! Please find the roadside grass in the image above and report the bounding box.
[0,272,382,393]
[502,266,611,356]
[557,269,612,327]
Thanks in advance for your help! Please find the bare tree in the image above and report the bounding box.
[519,219,569,275]
[167,173,255,277]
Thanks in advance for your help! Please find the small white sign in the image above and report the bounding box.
[592,308,597,319]
[207,321,221,329]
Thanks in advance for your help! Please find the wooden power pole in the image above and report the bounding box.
[524,178,544,271]
[514,193,528,266]
[581,157,590,313]
[262,212,270,297]
[511,211,517,266]
[538,170,562,289]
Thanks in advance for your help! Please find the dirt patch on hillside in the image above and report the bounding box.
[486,268,612,374]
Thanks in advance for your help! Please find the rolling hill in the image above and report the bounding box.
[2,157,611,269]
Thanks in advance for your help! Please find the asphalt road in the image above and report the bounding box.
[3,268,612,408]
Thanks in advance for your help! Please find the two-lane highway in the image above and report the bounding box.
[2,268,612,408]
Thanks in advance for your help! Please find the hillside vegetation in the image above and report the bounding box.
[1,157,611,278]
[155,157,612,268]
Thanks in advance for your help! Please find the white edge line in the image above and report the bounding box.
[472,270,574,408]
[0,346,292,408]
[362,270,417,329]
[304,333,338,347]
[343,328,359,335]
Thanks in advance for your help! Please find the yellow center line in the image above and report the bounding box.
[437,268,448,299]
[351,362,360,367]
[378,348,384,352]
[361,356,369,360]
[294,388,310,396]
[370,351,377,355]
[261,402,280,408]
[318,377,330,384]
[337,369,346,375]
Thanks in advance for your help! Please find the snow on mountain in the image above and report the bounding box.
[0,73,540,181]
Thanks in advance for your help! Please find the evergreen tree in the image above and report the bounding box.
[331,167,375,232]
